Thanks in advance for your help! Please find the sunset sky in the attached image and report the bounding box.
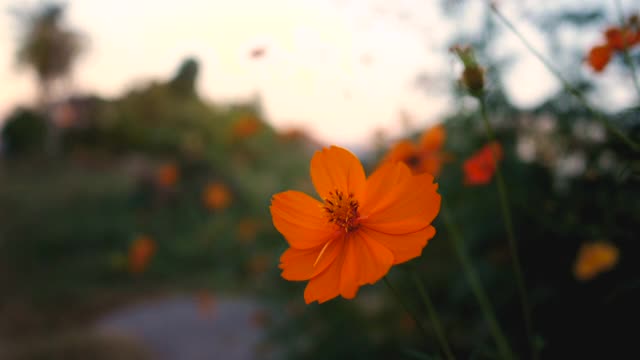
[0,0,635,146]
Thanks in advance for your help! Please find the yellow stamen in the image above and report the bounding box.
[322,190,360,232]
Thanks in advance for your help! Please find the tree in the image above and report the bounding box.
[13,2,85,105]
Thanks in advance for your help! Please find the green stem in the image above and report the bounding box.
[383,276,431,344]
[479,97,537,360]
[621,49,640,100]
[441,205,515,360]
[613,0,640,100]
[490,4,640,152]
[410,266,456,360]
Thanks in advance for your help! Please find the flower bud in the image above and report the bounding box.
[451,45,485,97]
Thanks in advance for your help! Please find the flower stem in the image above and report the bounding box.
[409,266,456,360]
[490,3,640,152]
[613,0,640,100]
[478,96,536,360]
[383,276,431,344]
[441,205,515,360]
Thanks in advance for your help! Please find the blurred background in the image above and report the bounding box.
[0,0,638,359]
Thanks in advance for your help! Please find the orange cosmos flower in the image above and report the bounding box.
[237,218,261,244]
[248,253,271,275]
[270,146,441,304]
[203,182,232,210]
[587,25,640,72]
[574,241,619,281]
[587,45,613,73]
[463,142,503,185]
[383,124,449,176]
[196,291,216,318]
[232,115,262,139]
[156,163,179,188]
[604,27,640,51]
[128,235,156,274]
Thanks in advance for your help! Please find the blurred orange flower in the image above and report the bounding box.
[250,47,266,59]
[382,124,449,176]
[232,115,262,139]
[248,253,271,275]
[251,309,271,328]
[604,27,640,51]
[237,218,261,244]
[270,146,441,304]
[587,25,640,72]
[463,142,503,186]
[587,45,613,73]
[156,163,179,188]
[278,128,307,142]
[574,241,619,281]
[196,291,216,318]
[128,235,156,274]
[203,182,232,210]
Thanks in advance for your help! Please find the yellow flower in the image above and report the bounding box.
[574,241,619,281]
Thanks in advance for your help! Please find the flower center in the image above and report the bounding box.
[405,154,421,169]
[323,190,360,232]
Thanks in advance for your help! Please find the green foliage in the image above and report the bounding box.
[1,108,47,156]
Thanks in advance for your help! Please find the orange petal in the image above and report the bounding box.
[270,191,338,249]
[361,161,413,215]
[339,231,394,298]
[419,124,445,151]
[418,155,444,177]
[310,146,366,201]
[304,249,346,304]
[383,140,417,164]
[360,225,435,264]
[587,45,612,72]
[605,27,637,51]
[279,236,344,281]
[362,171,440,233]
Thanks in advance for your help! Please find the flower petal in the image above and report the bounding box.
[360,225,436,264]
[362,169,441,234]
[304,248,346,304]
[310,146,366,201]
[463,142,502,185]
[360,161,413,215]
[279,236,344,281]
[420,124,445,151]
[339,231,394,298]
[383,140,417,164]
[587,45,612,72]
[270,190,338,249]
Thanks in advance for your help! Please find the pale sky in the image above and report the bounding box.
[0,0,637,146]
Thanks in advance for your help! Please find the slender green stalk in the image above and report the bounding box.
[621,49,640,100]
[383,276,431,343]
[441,205,515,360]
[613,0,640,99]
[490,4,640,152]
[409,266,456,360]
[479,97,537,360]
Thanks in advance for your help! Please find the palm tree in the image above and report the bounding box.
[14,2,85,106]
[13,2,85,155]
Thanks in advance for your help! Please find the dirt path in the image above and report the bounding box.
[95,295,269,360]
